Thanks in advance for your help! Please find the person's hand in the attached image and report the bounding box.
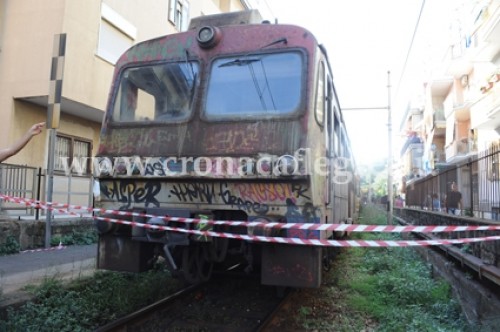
[28,122,45,136]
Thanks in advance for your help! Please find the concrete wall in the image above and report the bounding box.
[0,217,94,250]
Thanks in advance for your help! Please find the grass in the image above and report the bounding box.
[294,204,472,331]
[0,267,182,332]
[347,246,467,331]
[0,205,474,331]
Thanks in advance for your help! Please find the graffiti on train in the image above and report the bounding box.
[98,128,193,155]
[101,180,313,215]
[101,180,161,209]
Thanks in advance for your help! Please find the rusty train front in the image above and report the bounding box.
[94,11,358,288]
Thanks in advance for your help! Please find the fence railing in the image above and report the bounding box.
[405,142,500,220]
[0,163,40,216]
[0,163,93,219]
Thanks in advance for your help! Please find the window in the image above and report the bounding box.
[333,115,340,156]
[204,51,304,120]
[97,3,136,64]
[112,61,199,123]
[315,61,325,126]
[54,135,92,175]
[168,0,190,31]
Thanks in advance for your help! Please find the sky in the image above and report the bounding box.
[254,0,453,165]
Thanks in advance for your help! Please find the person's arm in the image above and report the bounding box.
[0,122,45,162]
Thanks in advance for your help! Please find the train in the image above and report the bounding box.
[94,10,359,288]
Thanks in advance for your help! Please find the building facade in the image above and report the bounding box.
[399,0,500,211]
[0,0,248,214]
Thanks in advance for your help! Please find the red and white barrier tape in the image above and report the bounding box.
[95,216,500,247]
[2,194,500,234]
[3,194,500,247]
[20,242,66,253]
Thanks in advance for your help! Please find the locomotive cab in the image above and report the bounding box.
[94,10,358,288]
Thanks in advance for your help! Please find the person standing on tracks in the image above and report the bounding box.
[0,122,45,163]
[445,182,462,215]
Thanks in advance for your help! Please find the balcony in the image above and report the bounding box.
[402,143,423,176]
[430,78,453,97]
[452,100,471,122]
[445,137,476,164]
[468,1,500,62]
[432,148,446,164]
[470,82,500,130]
[444,42,473,78]
[433,108,446,127]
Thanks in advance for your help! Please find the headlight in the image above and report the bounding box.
[96,157,112,176]
[275,155,298,176]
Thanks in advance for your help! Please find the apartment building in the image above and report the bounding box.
[0,0,248,213]
[399,0,500,197]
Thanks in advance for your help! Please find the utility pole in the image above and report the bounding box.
[45,33,66,248]
[387,71,393,225]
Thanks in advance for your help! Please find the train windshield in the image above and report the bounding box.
[205,51,303,120]
[111,61,199,123]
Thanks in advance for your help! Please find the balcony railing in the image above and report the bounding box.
[444,42,473,77]
[404,143,423,170]
[431,148,446,164]
[445,137,476,162]
[433,108,445,122]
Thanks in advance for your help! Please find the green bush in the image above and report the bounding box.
[0,236,20,255]
[1,268,181,331]
[50,229,98,246]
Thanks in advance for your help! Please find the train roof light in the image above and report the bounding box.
[197,26,221,49]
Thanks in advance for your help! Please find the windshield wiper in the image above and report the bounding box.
[218,37,287,68]
[218,58,261,67]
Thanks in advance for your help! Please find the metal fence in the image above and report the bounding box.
[0,163,40,216]
[0,163,93,219]
[405,143,500,220]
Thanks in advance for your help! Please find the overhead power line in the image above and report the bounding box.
[395,0,426,100]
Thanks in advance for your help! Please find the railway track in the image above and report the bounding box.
[95,273,291,331]
[395,214,500,325]
[394,214,500,288]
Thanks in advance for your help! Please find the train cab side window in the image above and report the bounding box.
[340,125,348,157]
[112,62,199,123]
[315,61,325,126]
[334,114,340,156]
[204,51,304,120]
